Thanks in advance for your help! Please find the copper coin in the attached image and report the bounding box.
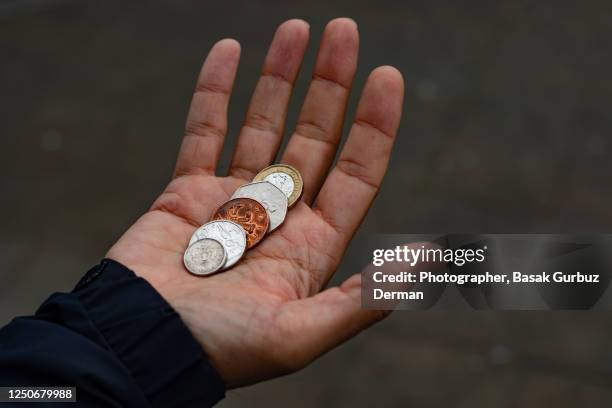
[212,198,269,248]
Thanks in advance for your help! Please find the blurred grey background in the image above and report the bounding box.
[2,0,612,406]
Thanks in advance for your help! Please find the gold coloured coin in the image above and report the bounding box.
[253,164,303,207]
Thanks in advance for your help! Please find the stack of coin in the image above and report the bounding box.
[183,164,303,276]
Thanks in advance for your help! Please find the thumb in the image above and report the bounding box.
[277,241,443,367]
[277,273,388,369]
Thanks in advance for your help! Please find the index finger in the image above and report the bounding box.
[314,66,404,247]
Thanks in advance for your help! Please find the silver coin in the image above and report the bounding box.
[231,181,288,231]
[189,220,247,269]
[183,238,227,276]
[263,172,295,199]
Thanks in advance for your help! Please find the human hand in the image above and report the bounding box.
[107,18,404,387]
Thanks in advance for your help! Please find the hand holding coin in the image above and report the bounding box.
[107,18,405,388]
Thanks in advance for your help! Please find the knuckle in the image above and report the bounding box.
[336,157,378,190]
[185,120,225,139]
[244,112,278,133]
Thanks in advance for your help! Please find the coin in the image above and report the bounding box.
[212,198,269,248]
[231,181,288,231]
[189,220,247,269]
[183,238,227,276]
[253,164,303,207]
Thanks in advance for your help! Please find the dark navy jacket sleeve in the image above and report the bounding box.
[0,259,225,407]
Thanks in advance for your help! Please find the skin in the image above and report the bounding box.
[107,18,405,388]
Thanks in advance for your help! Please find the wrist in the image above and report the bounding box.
[79,259,227,405]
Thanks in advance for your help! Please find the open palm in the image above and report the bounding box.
[107,18,404,388]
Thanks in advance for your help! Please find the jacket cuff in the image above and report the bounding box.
[73,259,225,407]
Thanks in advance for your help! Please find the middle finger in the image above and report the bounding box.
[280,18,359,204]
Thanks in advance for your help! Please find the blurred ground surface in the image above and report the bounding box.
[1,1,612,406]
